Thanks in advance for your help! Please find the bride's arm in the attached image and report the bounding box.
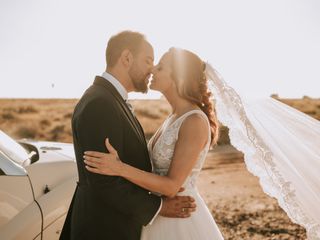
[84,115,209,198]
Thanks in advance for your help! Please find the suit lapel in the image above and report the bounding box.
[93,76,146,146]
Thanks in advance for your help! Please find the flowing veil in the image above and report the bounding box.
[205,63,320,239]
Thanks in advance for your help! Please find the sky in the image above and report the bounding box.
[1,0,319,99]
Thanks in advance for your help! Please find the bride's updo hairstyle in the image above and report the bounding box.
[168,47,219,145]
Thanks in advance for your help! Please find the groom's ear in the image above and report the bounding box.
[120,49,133,69]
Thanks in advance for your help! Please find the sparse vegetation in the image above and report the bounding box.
[3,105,38,114]
[17,105,38,114]
[40,119,51,127]
[64,112,73,119]
[15,126,37,139]
[50,125,65,141]
[1,112,16,120]
[0,99,77,142]
[278,97,320,120]
[1,97,319,142]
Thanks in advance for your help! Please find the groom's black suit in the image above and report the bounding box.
[60,76,161,240]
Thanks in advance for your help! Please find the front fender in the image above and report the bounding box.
[0,201,42,240]
[37,176,77,232]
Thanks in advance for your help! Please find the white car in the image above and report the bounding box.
[0,130,77,240]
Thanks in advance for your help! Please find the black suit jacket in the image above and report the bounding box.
[60,76,161,240]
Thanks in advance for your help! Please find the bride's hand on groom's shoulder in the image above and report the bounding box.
[159,192,197,218]
[83,138,124,176]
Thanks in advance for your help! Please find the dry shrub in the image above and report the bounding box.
[64,112,73,119]
[2,107,16,113]
[17,106,38,114]
[2,105,38,114]
[15,126,37,139]
[50,125,65,141]
[2,113,16,120]
[303,110,316,115]
[40,119,51,127]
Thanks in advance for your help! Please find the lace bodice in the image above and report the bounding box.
[147,110,211,190]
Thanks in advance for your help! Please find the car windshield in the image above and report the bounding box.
[0,130,29,165]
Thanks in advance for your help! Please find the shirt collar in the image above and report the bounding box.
[101,72,128,101]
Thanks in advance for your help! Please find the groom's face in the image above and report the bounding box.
[129,41,154,93]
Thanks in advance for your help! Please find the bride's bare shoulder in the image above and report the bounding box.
[177,113,209,146]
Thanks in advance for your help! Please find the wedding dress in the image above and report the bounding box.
[141,109,224,240]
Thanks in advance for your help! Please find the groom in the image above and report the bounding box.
[60,31,196,240]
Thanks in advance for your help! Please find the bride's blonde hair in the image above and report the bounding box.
[168,48,219,145]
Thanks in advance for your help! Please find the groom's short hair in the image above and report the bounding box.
[106,31,147,68]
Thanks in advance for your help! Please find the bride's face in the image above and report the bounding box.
[149,53,175,93]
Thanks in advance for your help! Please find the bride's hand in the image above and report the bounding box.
[84,138,124,176]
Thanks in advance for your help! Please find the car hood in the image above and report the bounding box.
[22,140,76,163]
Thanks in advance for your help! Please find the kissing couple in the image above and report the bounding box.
[60,30,224,240]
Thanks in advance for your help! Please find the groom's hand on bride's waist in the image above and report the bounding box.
[159,188,196,218]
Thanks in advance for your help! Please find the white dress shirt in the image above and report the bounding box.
[101,72,162,225]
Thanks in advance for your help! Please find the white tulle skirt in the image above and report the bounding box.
[141,188,224,240]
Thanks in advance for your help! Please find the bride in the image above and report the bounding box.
[84,47,224,239]
[84,47,320,239]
